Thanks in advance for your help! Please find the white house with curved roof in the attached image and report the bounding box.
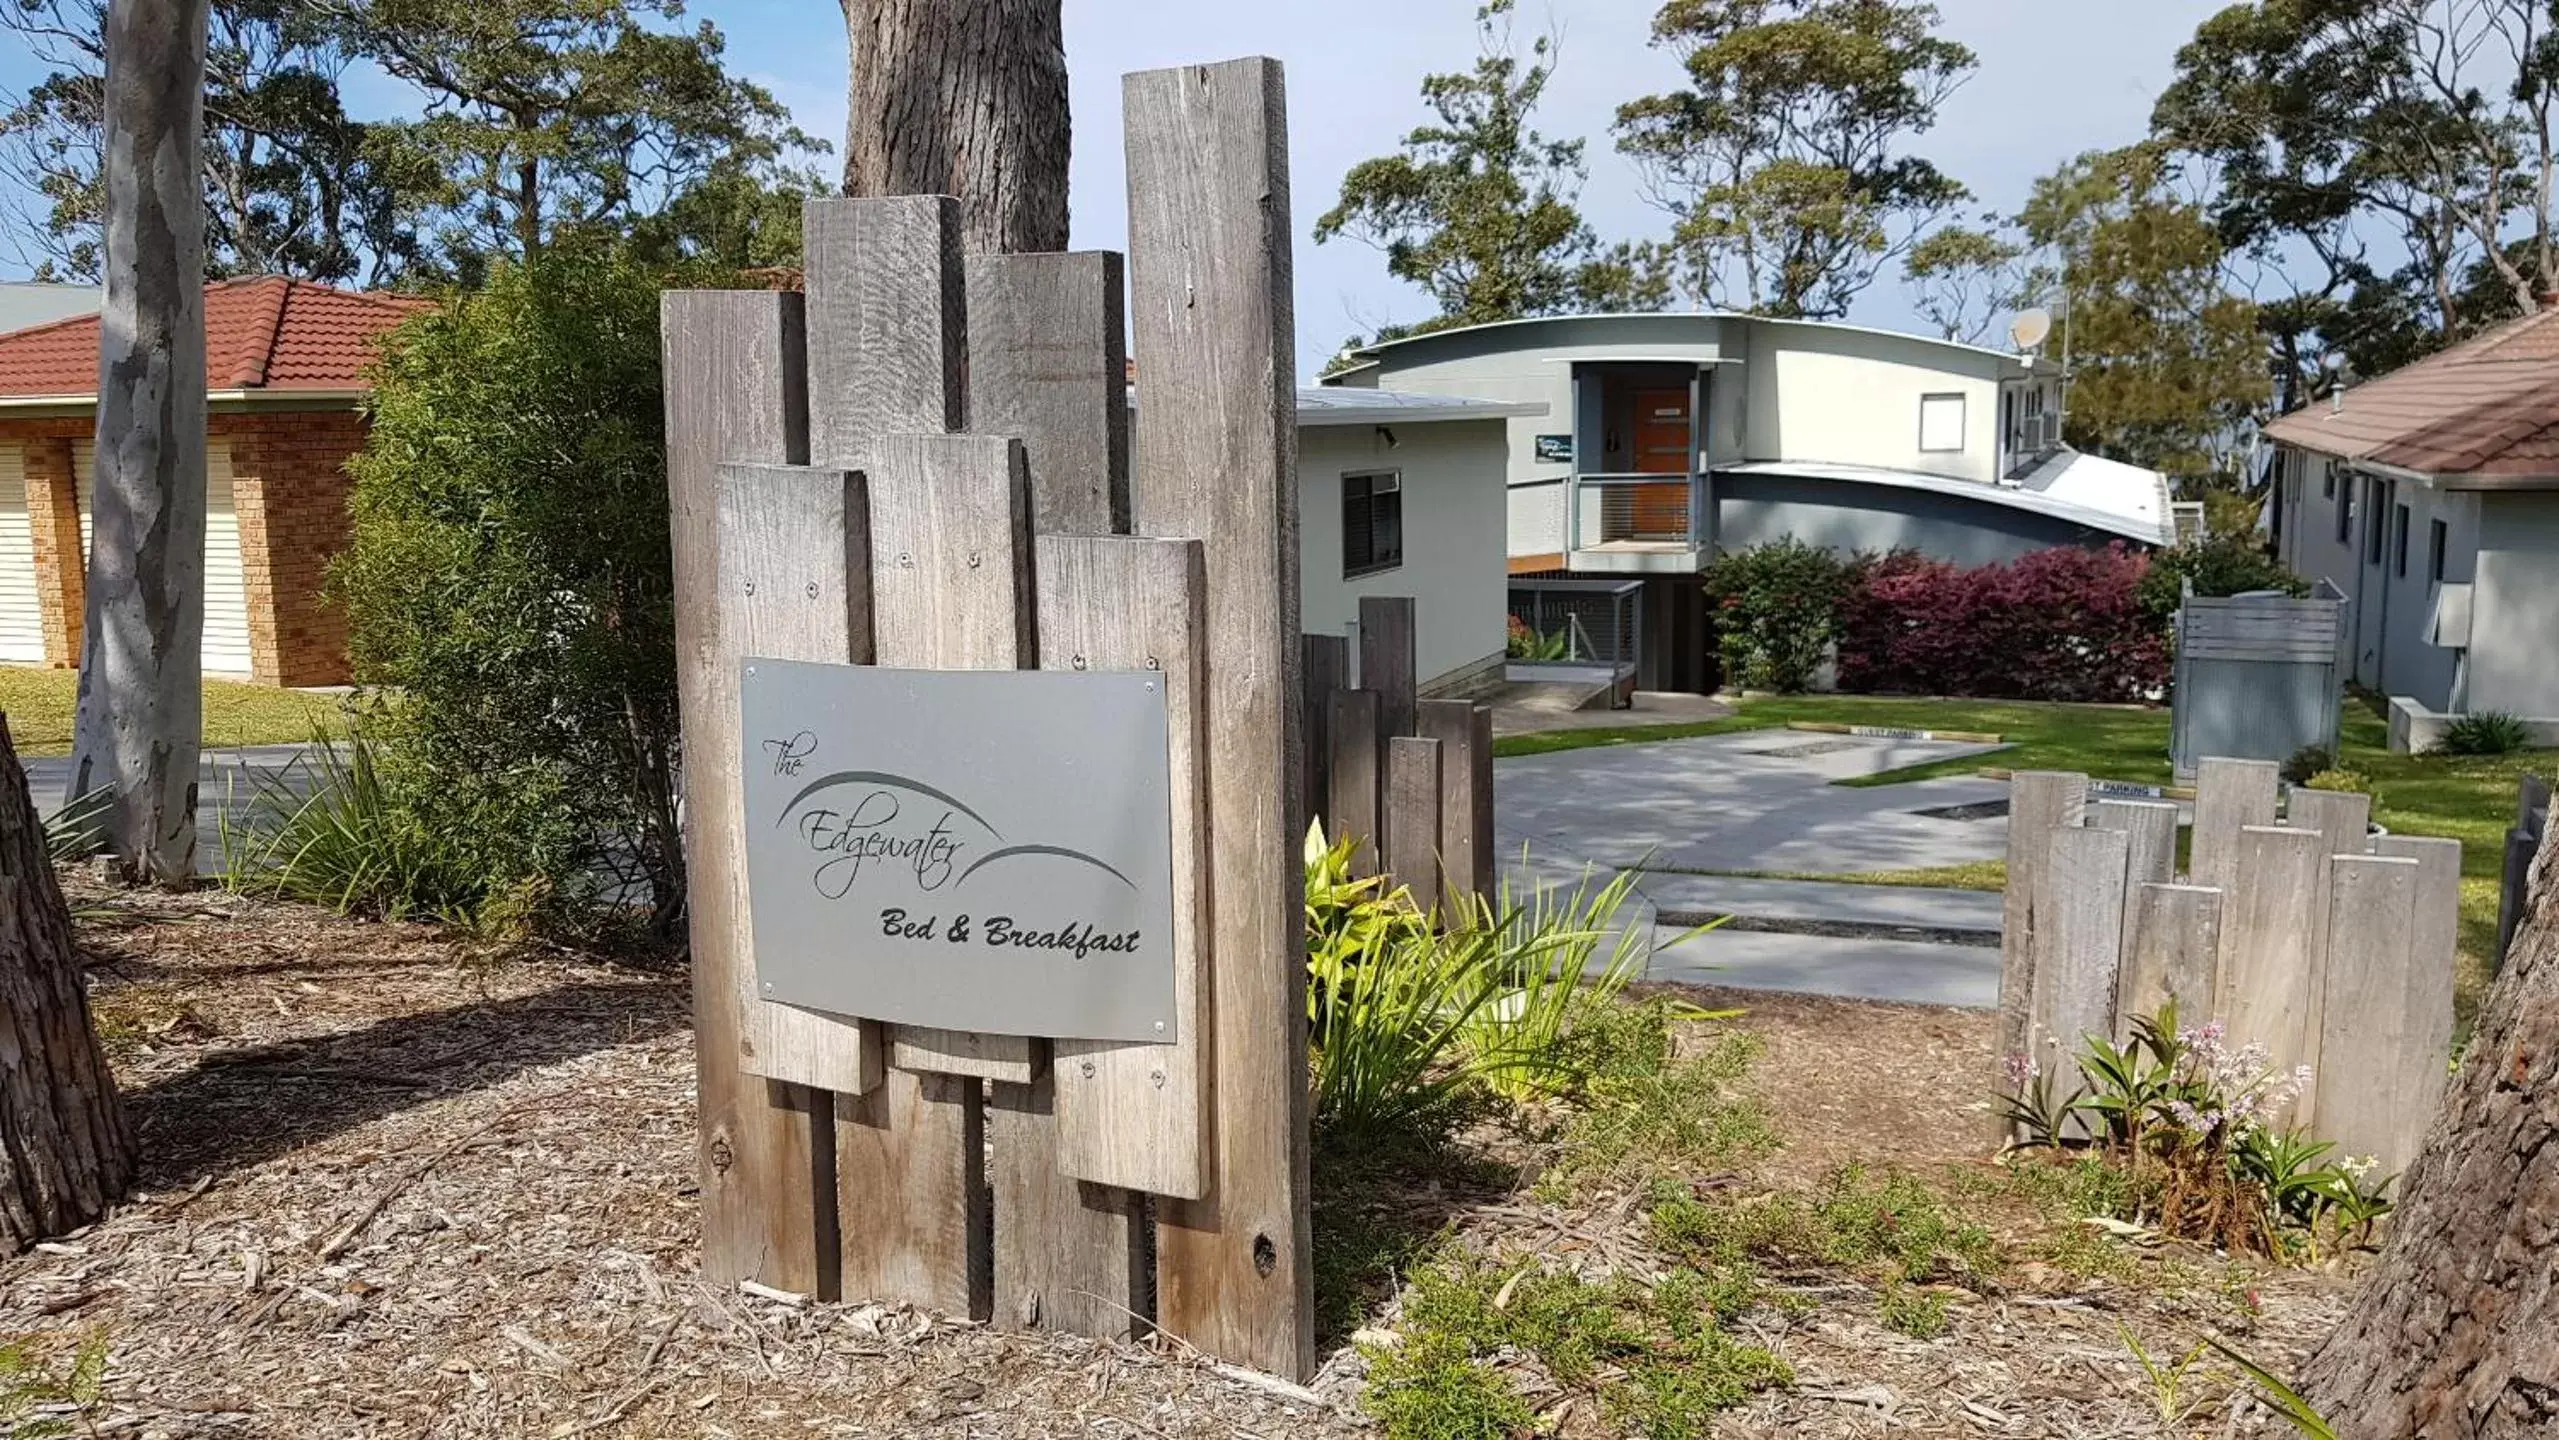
[1326,313,2173,690]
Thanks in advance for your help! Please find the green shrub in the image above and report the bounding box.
[0,1330,108,1439]
[2137,533,2307,624]
[219,722,565,931]
[1303,826,1659,1140]
[1543,1023,1774,1192]
[2005,1005,2396,1259]
[2302,768,2369,794]
[1878,1283,1951,1339]
[2438,710,2532,756]
[334,250,720,935]
[1368,1251,1789,1440]
[1652,1164,1998,1289]
[1702,538,1854,692]
[2279,744,2335,786]
[1305,826,1504,1139]
[1360,1327,1534,1440]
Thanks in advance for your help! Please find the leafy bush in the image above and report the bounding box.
[2302,768,2370,793]
[219,722,561,931]
[2438,710,2533,756]
[1999,1004,2393,1259]
[2136,533,2307,624]
[1303,826,1657,1138]
[1652,1164,1999,1290]
[1835,543,2169,702]
[335,250,715,935]
[1702,538,1855,692]
[1504,614,1569,661]
[1363,1250,1789,1440]
[1541,1017,1774,1193]
[2279,744,2335,786]
[0,1330,107,1439]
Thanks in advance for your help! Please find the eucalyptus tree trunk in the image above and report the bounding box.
[0,718,135,1248]
[66,0,211,883]
[2304,821,2559,1435]
[839,0,1069,255]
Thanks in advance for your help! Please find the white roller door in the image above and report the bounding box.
[74,439,254,676]
[0,446,45,663]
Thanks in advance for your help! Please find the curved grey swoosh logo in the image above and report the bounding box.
[955,844,1136,891]
[776,770,1003,837]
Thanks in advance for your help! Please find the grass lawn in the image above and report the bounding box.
[0,667,342,756]
[1498,690,2546,1025]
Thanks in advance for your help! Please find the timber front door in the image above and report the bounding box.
[1620,387,1692,541]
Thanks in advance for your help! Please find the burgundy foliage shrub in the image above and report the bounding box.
[1834,543,2168,702]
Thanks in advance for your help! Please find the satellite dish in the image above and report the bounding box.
[2010,307,2053,350]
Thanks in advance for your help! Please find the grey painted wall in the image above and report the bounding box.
[2275,444,2479,713]
[1300,419,1510,688]
[2470,490,2559,716]
[1715,471,2126,567]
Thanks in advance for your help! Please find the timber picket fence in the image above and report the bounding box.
[1998,758,2459,1178]
[663,58,1316,1378]
[1300,595,1497,916]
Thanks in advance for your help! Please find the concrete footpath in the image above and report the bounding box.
[1496,729,2017,1008]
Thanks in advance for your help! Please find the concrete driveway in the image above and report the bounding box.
[1496,729,2016,1008]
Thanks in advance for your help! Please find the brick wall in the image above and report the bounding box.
[1,417,97,668]
[219,411,363,687]
[19,431,83,666]
[0,408,364,686]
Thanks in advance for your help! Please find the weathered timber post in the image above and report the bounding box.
[1126,57,1315,1379]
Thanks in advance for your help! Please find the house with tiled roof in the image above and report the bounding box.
[0,277,427,684]
[2265,304,2559,748]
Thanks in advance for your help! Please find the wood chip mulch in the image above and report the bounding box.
[2,885,2355,1437]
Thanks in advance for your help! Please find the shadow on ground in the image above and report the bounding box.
[124,977,686,1186]
[1312,1127,1519,1348]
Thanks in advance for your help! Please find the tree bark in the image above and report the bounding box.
[2305,820,2559,1436]
[0,718,136,1248]
[840,0,1069,256]
[66,0,211,883]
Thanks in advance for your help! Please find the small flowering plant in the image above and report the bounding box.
[1996,1001,2394,1258]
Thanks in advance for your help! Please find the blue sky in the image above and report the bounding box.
[0,0,2234,374]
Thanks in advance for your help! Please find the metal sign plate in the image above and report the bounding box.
[738,659,1178,1044]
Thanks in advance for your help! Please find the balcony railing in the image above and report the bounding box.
[2004,411,2062,478]
[1569,472,1704,551]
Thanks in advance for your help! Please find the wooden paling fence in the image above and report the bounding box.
[1299,594,1496,916]
[663,58,1314,1378]
[1998,758,2459,1176]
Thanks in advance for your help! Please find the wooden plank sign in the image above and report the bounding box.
[2031,824,2129,1078]
[2190,757,2278,892]
[1997,771,2088,1079]
[1383,736,1444,915]
[2219,825,2330,1124]
[1042,535,1213,1203]
[2122,883,2222,1029]
[2317,854,2421,1167]
[663,290,832,1297]
[1126,55,1315,1380]
[1358,595,1418,739]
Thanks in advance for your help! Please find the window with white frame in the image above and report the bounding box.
[1919,393,1966,452]
[1342,470,1403,577]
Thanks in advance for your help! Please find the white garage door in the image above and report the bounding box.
[74,439,254,676]
[0,446,45,663]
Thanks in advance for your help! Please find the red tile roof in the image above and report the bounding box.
[2264,305,2559,479]
[0,276,430,399]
